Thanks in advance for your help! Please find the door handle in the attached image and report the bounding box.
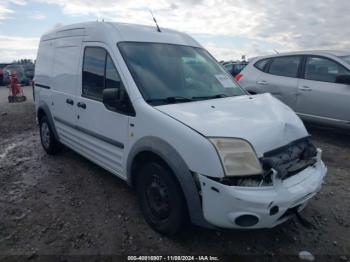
[257,80,268,85]
[77,102,87,109]
[299,86,312,91]
[66,98,74,105]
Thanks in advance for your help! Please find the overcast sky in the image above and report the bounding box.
[0,0,349,62]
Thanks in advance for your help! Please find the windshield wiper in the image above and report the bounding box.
[146,94,228,105]
[146,96,194,104]
[192,94,229,100]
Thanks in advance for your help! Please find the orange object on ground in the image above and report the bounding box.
[10,72,23,96]
[8,71,26,103]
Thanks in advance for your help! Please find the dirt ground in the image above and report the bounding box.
[0,86,349,261]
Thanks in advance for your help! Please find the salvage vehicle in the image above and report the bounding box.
[3,64,30,85]
[34,22,327,234]
[238,51,350,129]
[223,61,248,77]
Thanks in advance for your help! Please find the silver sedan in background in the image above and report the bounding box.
[237,50,350,129]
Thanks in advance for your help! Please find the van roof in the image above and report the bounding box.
[41,21,201,48]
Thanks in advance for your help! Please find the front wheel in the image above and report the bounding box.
[136,162,187,235]
[39,116,61,155]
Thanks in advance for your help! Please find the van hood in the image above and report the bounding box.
[156,93,309,157]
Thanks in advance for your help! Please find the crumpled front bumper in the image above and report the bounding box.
[197,149,327,229]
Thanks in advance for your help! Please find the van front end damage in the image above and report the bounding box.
[196,148,327,229]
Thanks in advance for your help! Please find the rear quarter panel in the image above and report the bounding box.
[34,39,55,113]
[238,63,262,94]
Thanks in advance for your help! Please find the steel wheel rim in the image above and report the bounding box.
[41,122,50,149]
[145,174,171,220]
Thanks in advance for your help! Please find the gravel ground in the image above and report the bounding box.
[0,86,349,261]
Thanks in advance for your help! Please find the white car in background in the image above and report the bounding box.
[34,22,327,234]
[237,51,350,129]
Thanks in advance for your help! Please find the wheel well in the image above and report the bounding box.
[130,150,190,221]
[130,151,169,188]
[37,108,46,123]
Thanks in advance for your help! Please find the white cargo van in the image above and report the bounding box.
[34,22,327,234]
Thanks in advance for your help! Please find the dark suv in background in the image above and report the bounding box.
[0,63,10,85]
[2,64,31,85]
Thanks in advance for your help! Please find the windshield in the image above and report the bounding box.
[339,55,350,65]
[118,42,246,106]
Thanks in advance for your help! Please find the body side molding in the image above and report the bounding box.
[54,116,125,149]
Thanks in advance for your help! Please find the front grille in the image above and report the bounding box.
[260,138,317,180]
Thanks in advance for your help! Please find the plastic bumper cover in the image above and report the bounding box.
[198,149,327,229]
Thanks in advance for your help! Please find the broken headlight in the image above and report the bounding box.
[210,138,263,177]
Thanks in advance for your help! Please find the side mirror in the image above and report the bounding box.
[336,74,350,85]
[102,88,121,109]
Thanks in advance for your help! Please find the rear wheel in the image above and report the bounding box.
[136,162,187,235]
[39,116,61,155]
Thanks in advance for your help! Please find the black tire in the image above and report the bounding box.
[136,162,187,235]
[39,116,61,155]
